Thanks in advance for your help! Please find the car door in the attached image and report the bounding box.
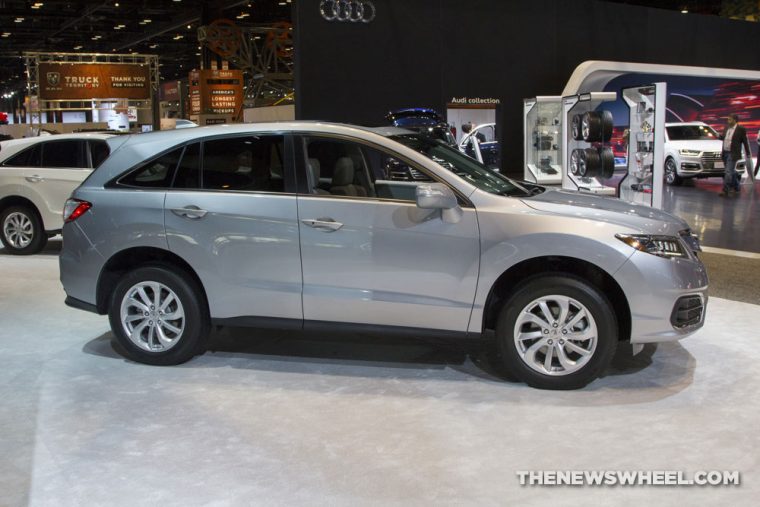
[295,134,480,333]
[164,133,303,323]
[30,139,93,228]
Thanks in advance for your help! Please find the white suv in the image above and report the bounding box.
[664,122,745,185]
[0,133,112,254]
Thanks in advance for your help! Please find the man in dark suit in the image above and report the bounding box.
[720,113,751,197]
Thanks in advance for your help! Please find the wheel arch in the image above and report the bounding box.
[481,255,631,342]
[0,195,44,225]
[96,246,208,315]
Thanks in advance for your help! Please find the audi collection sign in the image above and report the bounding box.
[320,0,376,23]
[38,63,151,100]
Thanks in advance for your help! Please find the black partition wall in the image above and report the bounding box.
[294,0,760,176]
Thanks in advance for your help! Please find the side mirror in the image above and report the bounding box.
[415,183,462,223]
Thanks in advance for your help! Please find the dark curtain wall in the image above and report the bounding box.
[294,0,760,176]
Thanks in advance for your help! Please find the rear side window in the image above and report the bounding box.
[202,135,285,192]
[2,144,41,167]
[89,140,110,168]
[119,147,183,188]
[41,140,88,168]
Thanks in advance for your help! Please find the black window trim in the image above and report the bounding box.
[292,132,474,208]
[108,131,298,194]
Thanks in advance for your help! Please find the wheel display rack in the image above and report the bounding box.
[523,96,562,185]
[561,92,617,195]
[619,83,667,208]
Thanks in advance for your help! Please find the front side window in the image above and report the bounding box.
[301,136,436,202]
[202,135,285,192]
[41,140,88,168]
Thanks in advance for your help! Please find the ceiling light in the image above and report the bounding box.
[681,9,688,13]
[14,17,24,23]
[74,45,82,50]
[115,2,119,5]
[187,24,192,29]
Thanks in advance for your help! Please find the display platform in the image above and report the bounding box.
[1,244,759,506]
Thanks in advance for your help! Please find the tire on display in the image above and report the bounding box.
[569,149,582,175]
[578,148,600,177]
[581,111,613,143]
[571,114,583,141]
[0,205,47,255]
[665,157,682,186]
[598,147,615,179]
[495,274,618,390]
[108,264,210,366]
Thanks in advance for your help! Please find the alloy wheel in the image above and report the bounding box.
[666,160,676,184]
[513,295,598,376]
[120,281,186,352]
[3,211,34,249]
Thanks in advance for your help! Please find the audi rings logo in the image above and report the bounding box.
[320,0,376,23]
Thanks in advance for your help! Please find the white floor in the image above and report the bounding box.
[2,246,760,506]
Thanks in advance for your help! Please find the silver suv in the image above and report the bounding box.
[60,122,708,390]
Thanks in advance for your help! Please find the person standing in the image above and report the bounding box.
[719,113,751,197]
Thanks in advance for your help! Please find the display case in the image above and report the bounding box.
[619,83,667,208]
[561,92,617,196]
[524,96,563,185]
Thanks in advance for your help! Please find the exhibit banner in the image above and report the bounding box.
[188,69,243,116]
[39,63,151,100]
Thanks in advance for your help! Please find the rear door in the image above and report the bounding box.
[164,133,303,322]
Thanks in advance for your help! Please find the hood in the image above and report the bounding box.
[522,188,689,235]
[666,139,722,153]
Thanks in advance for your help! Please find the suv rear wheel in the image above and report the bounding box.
[0,205,47,255]
[496,274,617,390]
[108,264,210,365]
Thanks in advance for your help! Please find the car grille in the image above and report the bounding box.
[671,295,705,329]
[700,151,722,164]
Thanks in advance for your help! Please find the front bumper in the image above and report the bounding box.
[678,154,745,177]
[614,249,708,344]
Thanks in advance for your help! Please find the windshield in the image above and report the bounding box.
[389,134,531,197]
[667,124,719,141]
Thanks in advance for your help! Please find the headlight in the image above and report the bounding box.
[615,234,689,259]
[678,149,701,157]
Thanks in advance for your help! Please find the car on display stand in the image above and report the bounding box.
[0,133,112,254]
[59,122,707,390]
[664,121,745,185]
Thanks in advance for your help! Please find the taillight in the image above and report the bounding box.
[63,199,92,223]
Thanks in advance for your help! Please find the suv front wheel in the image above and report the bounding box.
[108,264,210,365]
[496,274,617,390]
[665,158,683,186]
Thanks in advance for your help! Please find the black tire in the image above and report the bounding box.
[577,147,600,177]
[571,114,583,141]
[581,111,613,143]
[0,205,47,255]
[598,146,614,179]
[108,264,210,366]
[665,158,682,186]
[495,274,618,390]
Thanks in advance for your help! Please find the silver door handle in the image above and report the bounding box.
[301,218,343,231]
[25,175,43,183]
[170,206,208,219]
